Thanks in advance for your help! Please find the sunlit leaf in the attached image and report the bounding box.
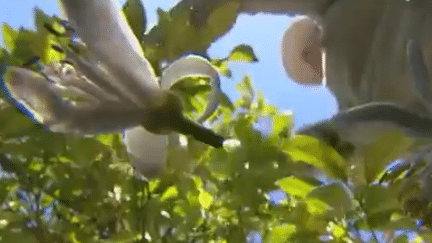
[1,24,16,52]
[276,176,314,198]
[266,224,296,243]
[283,135,346,180]
[327,221,346,239]
[304,198,332,215]
[161,186,179,201]
[198,189,213,209]
[228,44,258,63]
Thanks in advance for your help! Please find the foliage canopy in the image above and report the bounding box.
[0,1,430,242]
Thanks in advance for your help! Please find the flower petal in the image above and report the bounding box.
[42,61,123,105]
[3,67,66,125]
[123,126,167,178]
[59,0,160,106]
[63,46,136,105]
[161,55,221,123]
[3,67,143,134]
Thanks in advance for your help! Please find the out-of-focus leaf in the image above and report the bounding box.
[123,0,147,42]
[107,231,141,243]
[393,235,409,243]
[228,44,258,63]
[161,186,179,201]
[204,1,240,41]
[34,8,64,63]
[1,24,16,52]
[0,23,45,64]
[236,75,254,109]
[268,112,294,143]
[211,58,232,78]
[306,183,354,217]
[364,130,413,183]
[327,221,347,239]
[227,226,246,243]
[363,185,401,215]
[0,178,18,203]
[418,232,432,243]
[0,48,11,73]
[265,224,296,243]
[0,107,35,137]
[384,215,417,230]
[95,133,122,149]
[276,176,314,198]
[41,194,56,207]
[198,189,213,209]
[272,113,292,136]
[283,135,347,180]
[34,7,55,32]
[304,198,332,215]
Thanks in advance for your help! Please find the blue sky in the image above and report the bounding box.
[0,0,338,128]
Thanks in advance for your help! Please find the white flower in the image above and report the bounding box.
[3,0,223,178]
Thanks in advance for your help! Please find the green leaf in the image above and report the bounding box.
[266,224,296,243]
[236,75,253,96]
[1,24,16,52]
[327,221,347,239]
[123,0,147,42]
[0,107,35,137]
[306,183,354,217]
[161,186,179,201]
[393,235,409,243]
[283,135,346,180]
[95,133,122,149]
[198,189,213,209]
[211,58,232,78]
[0,24,45,64]
[204,1,240,40]
[364,130,413,183]
[304,198,332,215]
[0,48,11,72]
[276,176,314,198]
[418,232,432,243]
[228,44,258,62]
[0,179,19,204]
[235,75,254,108]
[34,8,64,63]
[363,185,401,215]
[41,194,56,207]
[107,231,141,243]
[34,7,54,32]
[270,112,294,141]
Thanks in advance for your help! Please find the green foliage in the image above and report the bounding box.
[123,0,147,42]
[0,2,430,243]
[142,1,240,66]
[228,45,259,63]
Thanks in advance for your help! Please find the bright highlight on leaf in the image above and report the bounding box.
[276,176,314,198]
[198,189,213,209]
